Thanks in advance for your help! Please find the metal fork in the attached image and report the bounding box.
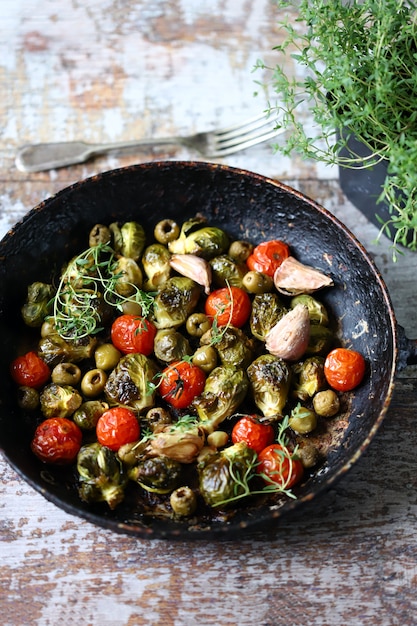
[15,114,284,172]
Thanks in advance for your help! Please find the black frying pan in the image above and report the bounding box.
[0,161,414,539]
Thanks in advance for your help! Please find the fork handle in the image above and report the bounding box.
[15,137,184,172]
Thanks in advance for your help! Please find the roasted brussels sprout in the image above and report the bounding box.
[142,243,172,290]
[148,419,205,463]
[247,354,291,418]
[313,389,340,417]
[111,256,143,296]
[153,277,200,329]
[38,330,98,367]
[104,353,158,412]
[292,356,326,401]
[40,383,82,418]
[291,294,329,326]
[198,441,257,507]
[51,362,82,386]
[129,455,183,494]
[170,486,197,517]
[17,386,40,411]
[110,221,146,261]
[21,282,54,328]
[194,365,249,433]
[73,400,109,430]
[306,325,334,355]
[168,222,229,260]
[250,293,288,341]
[288,404,318,434]
[154,219,180,244]
[77,442,127,509]
[153,329,191,363]
[89,224,111,247]
[209,255,247,288]
[201,326,254,369]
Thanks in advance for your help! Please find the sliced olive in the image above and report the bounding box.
[81,368,108,398]
[154,219,180,244]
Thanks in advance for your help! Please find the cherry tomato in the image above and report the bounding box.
[31,417,82,464]
[10,351,51,389]
[324,347,366,392]
[246,240,290,277]
[159,360,206,409]
[231,415,275,454]
[258,444,304,489]
[111,314,156,355]
[96,406,140,451]
[205,286,251,328]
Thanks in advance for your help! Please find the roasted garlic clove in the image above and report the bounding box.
[265,303,310,361]
[170,253,212,294]
[273,256,333,295]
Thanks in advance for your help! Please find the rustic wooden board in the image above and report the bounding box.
[1,2,417,625]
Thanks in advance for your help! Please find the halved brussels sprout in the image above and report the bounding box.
[110,221,146,261]
[77,442,127,509]
[153,329,192,363]
[247,354,291,418]
[111,256,143,296]
[142,243,172,290]
[104,353,158,412]
[40,383,82,419]
[129,455,183,494]
[21,282,55,328]
[169,223,229,260]
[209,255,247,288]
[250,293,288,341]
[153,277,200,329]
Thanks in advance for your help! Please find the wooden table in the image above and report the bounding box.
[1,2,417,624]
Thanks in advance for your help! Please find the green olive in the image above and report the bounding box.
[94,343,121,370]
[170,486,197,517]
[51,362,82,386]
[228,240,254,263]
[289,406,318,434]
[17,386,40,411]
[186,313,212,338]
[120,301,143,316]
[313,389,340,417]
[242,270,274,294]
[154,219,180,244]
[145,407,172,432]
[81,368,107,398]
[192,345,218,373]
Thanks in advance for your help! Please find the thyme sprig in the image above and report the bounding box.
[52,243,155,340]
[256,0,417,256]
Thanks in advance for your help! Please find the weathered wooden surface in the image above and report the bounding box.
[1,2,417,625]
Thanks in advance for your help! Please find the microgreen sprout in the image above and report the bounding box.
[52,242,155,340]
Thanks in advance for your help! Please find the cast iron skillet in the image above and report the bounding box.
[0,161,414,539]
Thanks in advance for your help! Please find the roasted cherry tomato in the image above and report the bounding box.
[324,347,366,392]
[205,286,251,328]
[258,444,304,489]
[96,406,140,451]
[246,239,290,277]
[10,351,51,389]
[31,417,82,464]
[159,360,206,409]
[111,314,156,356]
[231,415,275,454]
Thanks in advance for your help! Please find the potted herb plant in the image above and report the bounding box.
[257,0,417,255]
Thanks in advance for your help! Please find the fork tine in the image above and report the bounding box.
[214,114,274,139]
[209,124,285,157]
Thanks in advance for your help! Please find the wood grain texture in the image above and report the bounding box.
[1,2,417,625]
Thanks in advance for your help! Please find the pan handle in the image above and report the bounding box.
[397,325,417,370]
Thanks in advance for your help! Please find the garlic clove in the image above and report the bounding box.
[169,253,212,294]
[265,303,310,361]
[273,256,333,295]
